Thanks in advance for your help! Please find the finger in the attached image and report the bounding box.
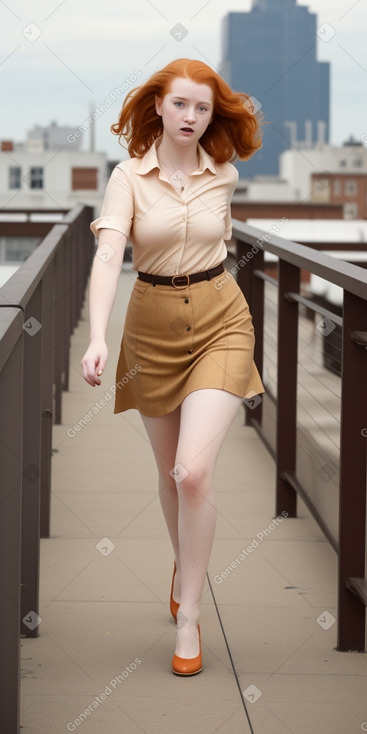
[96,354,108,378]
[83,370,98,386]
[81,359,90,381]
[81,358,94,381]
[82,359,101,385]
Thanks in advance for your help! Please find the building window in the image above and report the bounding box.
[9,166,21,189]
[71,167,98,190]
[317,178,330,192]
[2,237,41,263]
[311,175,330,202]
[353,157,362,167]
[345,179,357,196]
[333,180,342,196]
[29,167,44,189]
[343,202,359,220]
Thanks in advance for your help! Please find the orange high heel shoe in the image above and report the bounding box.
[170,561,179,622]
[172,624,202,676]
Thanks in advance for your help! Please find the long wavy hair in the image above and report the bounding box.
[110,58,263,164]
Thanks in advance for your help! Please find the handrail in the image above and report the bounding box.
[232,220,367,298]
[284,292,343,327]
[1,210,366,732]
[232,218,367,655]
[0,203,87,310]
[0,204,95,734]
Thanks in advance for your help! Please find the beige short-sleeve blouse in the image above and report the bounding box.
[90,136,239,276]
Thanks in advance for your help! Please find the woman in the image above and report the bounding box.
[81,58,264,676]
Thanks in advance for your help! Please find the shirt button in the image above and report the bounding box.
[188,349,193,354]
[186,325,191,331]
[184,298,189,304]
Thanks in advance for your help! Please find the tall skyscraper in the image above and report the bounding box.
[220,0,330,178]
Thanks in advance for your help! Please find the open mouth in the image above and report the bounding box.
[181,127,194,132]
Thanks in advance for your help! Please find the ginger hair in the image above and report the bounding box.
[110,58,263,164]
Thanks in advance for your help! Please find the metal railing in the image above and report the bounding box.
[1,208,366,731]
[0,204,94,733]
[232,218,367,654]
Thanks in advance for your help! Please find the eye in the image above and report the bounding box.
[174,101,184,107]
[199,106,208,112]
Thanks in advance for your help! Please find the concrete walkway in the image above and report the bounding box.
[20,263,367,734]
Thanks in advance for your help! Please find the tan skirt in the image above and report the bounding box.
[113,268,264,417]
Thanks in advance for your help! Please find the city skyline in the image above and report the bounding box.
[0,0,366,162]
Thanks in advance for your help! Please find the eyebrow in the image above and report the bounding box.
[172,96,212,105]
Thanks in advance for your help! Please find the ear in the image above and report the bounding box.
[155,94,163,116]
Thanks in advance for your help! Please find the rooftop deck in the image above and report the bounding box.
[20,262,367,734]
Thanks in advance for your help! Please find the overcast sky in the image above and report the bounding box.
[1,0,366,159]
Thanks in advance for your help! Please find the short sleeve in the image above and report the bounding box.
[90,164,134,238]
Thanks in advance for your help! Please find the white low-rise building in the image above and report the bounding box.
[26,121,82,152]
[280,138,367,201]
[0,123,110,280]
[0,148,108,211]
[0,121,109,211]
[232,177,295,203]
[234,139,367,205]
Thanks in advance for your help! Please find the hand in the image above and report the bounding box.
[81,339,108,386]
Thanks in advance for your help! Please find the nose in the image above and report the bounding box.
[183,107,196,123]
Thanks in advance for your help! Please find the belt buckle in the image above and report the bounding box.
[171,273,190,289]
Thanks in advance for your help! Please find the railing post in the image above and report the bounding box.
[248,248,264,428]
[54,251,63,424]
[275,259,300,517]
[236,240,264,427]
[337,290,367,652]
[40,264,54,538]
[0,314,23,734]
[63,231,71,392]
[236,237,253,309]
[20,285,42,637]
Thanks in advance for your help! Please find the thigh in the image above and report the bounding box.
[140,405,181,475]
[176,389,243,480]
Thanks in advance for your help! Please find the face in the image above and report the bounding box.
[155,77,213,146]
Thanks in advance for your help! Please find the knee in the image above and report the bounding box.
[173,461,211,500]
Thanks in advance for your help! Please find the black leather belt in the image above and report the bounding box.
[137,262,224,289]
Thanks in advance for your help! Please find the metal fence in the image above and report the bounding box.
[1,208,366,732]
[0,204,94,733]
[233,218,367,654]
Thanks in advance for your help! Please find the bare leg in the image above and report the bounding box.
[173,388,243,657]
[140,405,182,600]
[140,389,242,659]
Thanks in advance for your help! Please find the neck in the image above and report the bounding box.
[156,133,199,173]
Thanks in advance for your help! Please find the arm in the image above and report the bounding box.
[81,228,127,386]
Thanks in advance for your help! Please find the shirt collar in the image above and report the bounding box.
[135,135,217,176]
